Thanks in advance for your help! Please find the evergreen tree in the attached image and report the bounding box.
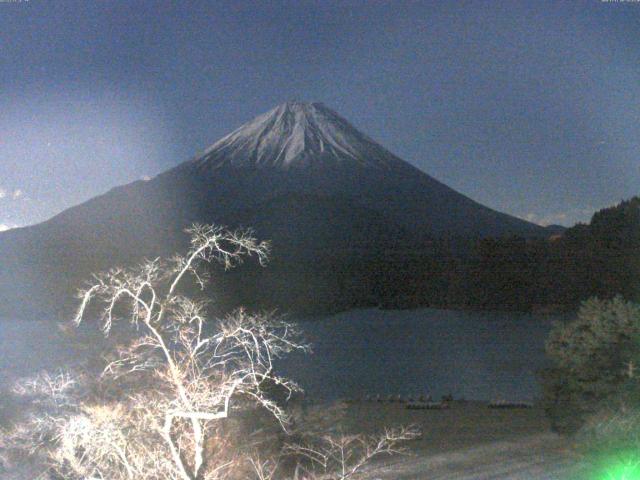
[541,296,640,434]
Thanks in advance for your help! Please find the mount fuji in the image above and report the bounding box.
[0,102,552,316]
[170,101,545,237]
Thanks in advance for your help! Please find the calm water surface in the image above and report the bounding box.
[0,308,567,401]
[278,308,567,401]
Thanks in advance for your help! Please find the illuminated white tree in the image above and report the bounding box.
[2,225,306,479]
[1,224,418,480]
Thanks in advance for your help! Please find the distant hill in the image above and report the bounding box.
[448,197,640,311]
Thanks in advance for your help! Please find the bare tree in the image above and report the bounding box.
[1,224,419,480]
[3,225,308,480]
[283,426,420,480]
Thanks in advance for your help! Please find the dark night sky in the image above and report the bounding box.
[1,0,639,230]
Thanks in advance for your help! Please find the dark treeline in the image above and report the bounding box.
[222,197,640,315]
[456,196,640,312]
[16,197,639,319]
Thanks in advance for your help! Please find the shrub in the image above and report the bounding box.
[541,296,640,434]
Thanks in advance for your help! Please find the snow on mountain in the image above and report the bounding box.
[190,102,412,172]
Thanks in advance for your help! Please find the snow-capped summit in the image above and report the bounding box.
[191,101,409,171]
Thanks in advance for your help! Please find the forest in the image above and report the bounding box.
[224,197,640,316]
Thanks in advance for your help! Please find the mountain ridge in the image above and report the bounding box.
[0,101,555,316]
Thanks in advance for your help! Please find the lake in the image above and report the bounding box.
[277,308,566,402]
[0,308,567,401]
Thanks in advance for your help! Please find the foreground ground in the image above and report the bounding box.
[364,432,576,479]
[2,399,583,479]
[323,401,582,480]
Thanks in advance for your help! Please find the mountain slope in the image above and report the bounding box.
[173,102,544,237]
[0,102,552,316]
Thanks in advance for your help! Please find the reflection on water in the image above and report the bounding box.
[1,308,568,400]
